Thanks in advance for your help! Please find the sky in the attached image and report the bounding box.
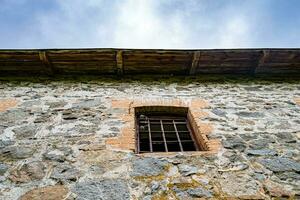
[0,0,300,49]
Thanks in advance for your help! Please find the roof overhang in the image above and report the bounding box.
[0,48,299,76]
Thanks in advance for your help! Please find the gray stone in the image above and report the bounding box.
[275,132,297,143]
[9,161,45,183]
[223,136,247,151]
[0,163,8,175]
[219,173,262,198]
[72,99,102,109]
[244,86,262,91]
[46,147,73,161]
[44,150,66,162]
[0,140,15,149]
[131,158,168,177]
[13,125,37,139]
[178,164,198,176]
[51,163,81,182]
[62,111,78,120]
[47,101,67,108]
[259,157,300,172]
[249,139,270,150]
[0,176,6,182]
[276,171,300,181]
[187,187,212,198]
[142,195,152,200]
[50,163,81,183]
[212,108,227,117]
[0,110,29,124]
[34,114,51,123]
[150,181,160,193]
[73,179,130,200]
[21,100,41,107]
[236,111,265,118]
[1,146,35,159]
[246,149,277,156]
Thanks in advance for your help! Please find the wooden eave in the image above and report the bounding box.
[0,48,299,76]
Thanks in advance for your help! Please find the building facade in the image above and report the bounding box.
[0,49,299,199]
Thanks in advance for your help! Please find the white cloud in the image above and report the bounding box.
[111,0,188,48]
[218,16,251,48]
[2,0,285,49]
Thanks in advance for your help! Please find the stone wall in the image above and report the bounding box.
[0,78,299,199]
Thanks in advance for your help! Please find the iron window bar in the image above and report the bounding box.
[137,116,198,153]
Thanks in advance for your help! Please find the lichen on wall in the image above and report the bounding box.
[0,77,299,199]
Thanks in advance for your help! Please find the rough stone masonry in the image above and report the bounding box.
[0,77,299,200]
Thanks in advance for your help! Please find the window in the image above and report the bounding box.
[135,106,201,153]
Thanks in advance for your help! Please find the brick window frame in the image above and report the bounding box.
[106,99,221,155]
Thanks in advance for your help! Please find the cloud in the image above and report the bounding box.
[1,0,299,48]
[111,0,189,48]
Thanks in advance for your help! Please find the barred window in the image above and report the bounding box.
[136,107,200,153]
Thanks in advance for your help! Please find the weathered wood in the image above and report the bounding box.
[190,51,201,75]
[116,50,123,75]
[39,51,54,75]
[0,48,299,76]
[258,50,270,67]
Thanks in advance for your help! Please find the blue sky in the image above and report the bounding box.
[0,0,300,49]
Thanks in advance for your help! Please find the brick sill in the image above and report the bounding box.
[136,150,219,158]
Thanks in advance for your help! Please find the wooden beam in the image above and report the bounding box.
[252,50,270,75]
[258,50,270,67]
[189,51,201,75]
[116,50,123,75]
[39,51,54,75]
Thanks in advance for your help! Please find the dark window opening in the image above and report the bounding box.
[135,107,200,153]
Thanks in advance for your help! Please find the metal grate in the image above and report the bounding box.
[137,115,198,153]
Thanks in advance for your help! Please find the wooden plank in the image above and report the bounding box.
[39,51,54,75]
[116,50,123,75]
[190,51,201,75]
[258,50,270,67]
[0,48,299,75]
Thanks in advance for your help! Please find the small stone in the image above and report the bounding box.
[150,181,160,193]
[1,146,35,159]
[187,187,212,198]
[223,136,246,151]
[13,125,37,139]
[20,100,41,107]
[246,149,277,156]
[236,111,264,118]
[178,164,198,176]
[62,113,77,120]
[219,174,262,199]
[171,176,192,184]
[131,158,168,177]
[249,139,270,150]
[0,176,6,182]
[212,108,227,117]
[0,140,15,149]
[0,163,8,175]
[166,165,178,177]
[276,171,300,181]
[9,161,45,183]
[263,180,293,197]
[47,101,67,108]
[244,86,262,91]
[259,157,300,172]
[275,132,296,143]
[218,163,249,172]
[19,185,69,200]
[191,175,209,185]
[72,99,102,109]
[44,150,66,162]
[73,179,130,200]
[51,163,81,182]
